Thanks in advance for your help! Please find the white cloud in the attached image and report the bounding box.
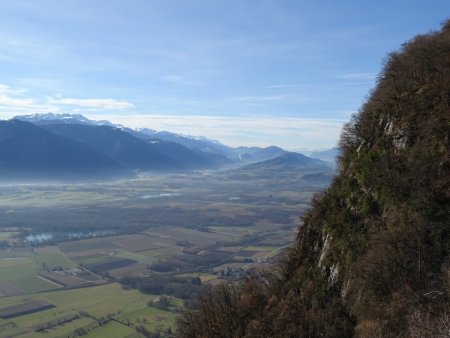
[88,113,347,150]
[48,97,134,110]
[337,72,377,81]
[0,84,134,117]
[266,84,302,89]
[0,94,35,108]
[162,75,205,86]
[228,95,287,102]
[0,82,344,150]
[0,84,36,108]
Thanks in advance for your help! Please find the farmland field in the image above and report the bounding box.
[83,321,139,338]
[115,305,178,333]
[0,259,57,293]
[34,246,76,270]
[0,283,179,338]
[0,168,333,336]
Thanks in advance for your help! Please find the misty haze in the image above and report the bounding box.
[0,2,448,338]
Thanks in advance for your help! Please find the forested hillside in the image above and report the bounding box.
[177,21,450,338]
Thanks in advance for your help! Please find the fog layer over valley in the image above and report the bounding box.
[0,114,335,337]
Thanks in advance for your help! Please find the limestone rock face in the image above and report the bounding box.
[178,21,450,338]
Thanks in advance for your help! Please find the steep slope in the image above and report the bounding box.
[16,113,233,160]
[231,146,286,163]
[14,112,115,126]
[142,138,220,169]
[16,114,224,170]
[229,152,332,181]
[131,128,233,166]
[41,123,216,171]
[16,113,284,167]
[243,152,330,171]
[309,147,340,164]
[135,128,234,157]
[134,129,286,164]
[227,151,334,185]
[0,120,127,180]
[13,113,102,125]
[178,21,450,338]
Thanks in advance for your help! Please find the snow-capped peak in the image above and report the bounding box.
[13,113,123,128]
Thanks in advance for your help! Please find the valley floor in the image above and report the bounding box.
[0,169,332,337]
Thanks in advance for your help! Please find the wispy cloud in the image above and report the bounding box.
[266,84,302,89]
[0,84,134,115]
[337,72,377,81]
[0,32,67,64]
[48,97,134,110]
[228,95,287,102]
[162,75,205,86]
[0,84,37,109]
[89,114,346,150]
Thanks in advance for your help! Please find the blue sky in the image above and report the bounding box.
[0,1,448,150]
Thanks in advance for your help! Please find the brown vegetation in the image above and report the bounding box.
[177,20,450,338]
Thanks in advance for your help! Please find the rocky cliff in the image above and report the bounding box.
[178,21,450,338]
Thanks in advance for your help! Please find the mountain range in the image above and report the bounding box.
[40,123,215,171]
[0,120,127,180]
[0,113,333,180]
[309,147,340,163]
[241,151,330,172]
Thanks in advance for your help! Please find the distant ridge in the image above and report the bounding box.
[134,128,233,157]
[12,113,294,167]
[240,151,331,172]
[14,112,118,127]
[0,120,128,180]
[309,147,340,163]
[42,123,194,171]
[231,146,286,162]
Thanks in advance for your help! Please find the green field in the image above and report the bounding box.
[137,249,173,261]
[0,247,80,294]
[84,321,140,338]
[116,306,177,333]
[39,317,96,338]
[0,248,32,259]
[209,226,258,237]
[0,189,123,208]
[0,231,20,239]
[115,249,158,265]
[0,283,180,338]
[71,254,117,266]
[33,246,77,270]
[0,257,32,268]
[0,170,321,336]
[244,245,278,252]
[177,273,218,283]
[0,259,57,293]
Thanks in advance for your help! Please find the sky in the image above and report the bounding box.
[0,1,448,150]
